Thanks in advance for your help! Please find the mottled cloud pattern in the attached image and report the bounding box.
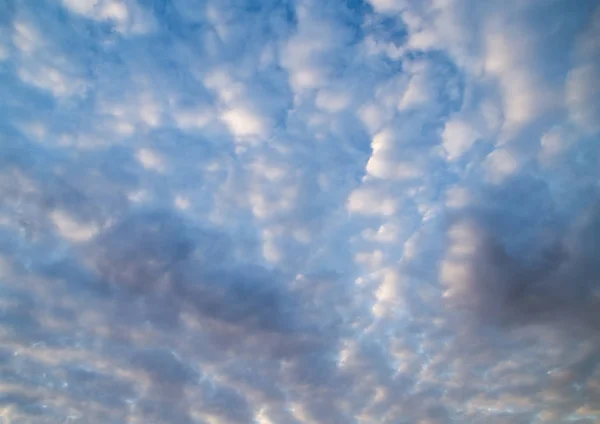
[0,0,599,423]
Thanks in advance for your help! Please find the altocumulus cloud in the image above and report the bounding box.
[0,0,599,422]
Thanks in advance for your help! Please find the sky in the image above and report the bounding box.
[0,0,599,423]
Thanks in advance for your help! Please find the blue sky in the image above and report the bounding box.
[0,0,599,422]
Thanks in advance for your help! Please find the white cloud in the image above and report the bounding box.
[13,20,41,53]
[365,129,424,180]
[174,195,190,210]
[372,268,404,318]
[315,89,351,113]
[439,221,479,298]
[51,210,99,242]
[172,107,214,131]
[484,148,520,183]
[368,0,406,14]
[348,186,397,216]
[483,28,543,135]
[280,4,351,97]
[61,0,155,34]
[362,222,402,244]
[222,108,268,139]
[358,103,387,135]
[136,148,165,172]
[442,118,478,160]
[538,126,574,166]
[17,63,87,98]
[398,69,432,110]
[445,186,471,209]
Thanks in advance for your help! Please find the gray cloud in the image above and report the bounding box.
[443,180,600,335]
[87,209,304,336]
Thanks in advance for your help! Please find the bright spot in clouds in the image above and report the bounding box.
[1,0,599,423]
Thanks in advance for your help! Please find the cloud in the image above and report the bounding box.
[567,9,600,133]
[440,173,600,338]
[61,0,155,34]
[442,117,479,160]
[87,210,291,331]
[1,0,599,422]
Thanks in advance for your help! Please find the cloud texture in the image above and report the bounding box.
[0,0,599,422]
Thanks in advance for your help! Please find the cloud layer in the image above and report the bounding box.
[1,0,599,422]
